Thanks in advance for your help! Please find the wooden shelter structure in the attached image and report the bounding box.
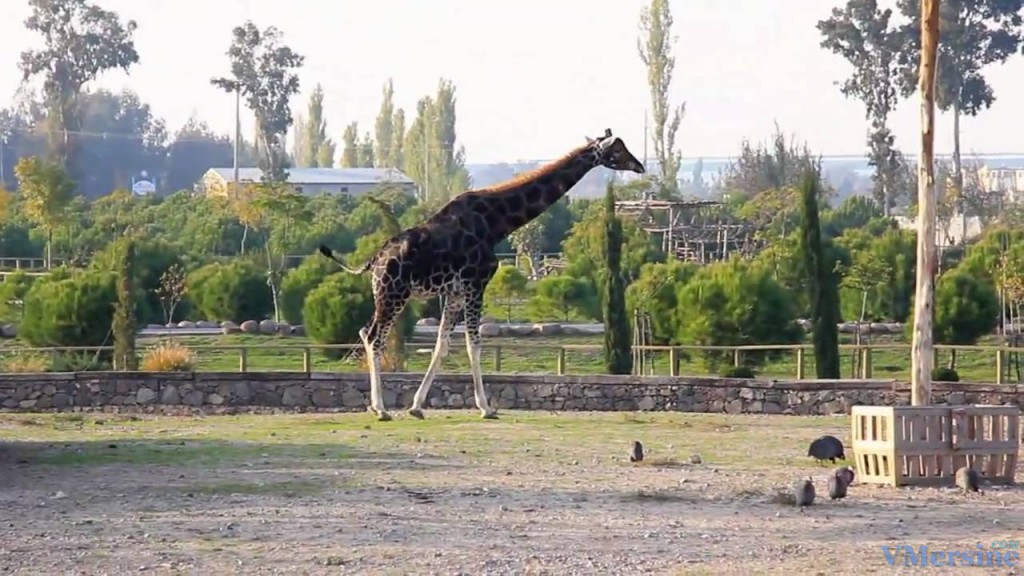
[615,199,758,265]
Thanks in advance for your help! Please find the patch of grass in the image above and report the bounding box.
[1,351,50,372]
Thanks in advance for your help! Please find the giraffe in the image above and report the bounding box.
[319,128,645,421]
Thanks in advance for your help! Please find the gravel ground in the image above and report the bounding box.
[1,410,1022,575]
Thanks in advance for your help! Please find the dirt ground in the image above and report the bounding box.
[1,409,1022,576]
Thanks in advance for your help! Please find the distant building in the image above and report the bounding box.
[978,165,1024,204]
[199,167,417,198]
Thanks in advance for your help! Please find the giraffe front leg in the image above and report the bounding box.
[408,298,463,419]
[463,297,497,420]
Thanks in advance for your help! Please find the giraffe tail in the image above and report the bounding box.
[318,244,371,274]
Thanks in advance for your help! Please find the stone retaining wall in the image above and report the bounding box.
[0,372,1022,415]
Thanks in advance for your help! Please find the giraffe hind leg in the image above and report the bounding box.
[361,293,408,422]
[463,293,497,419]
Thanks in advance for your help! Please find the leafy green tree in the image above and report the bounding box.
[821,195,884,238]
[90,236,188,325]
[112,238,137,370]
[675,259,802,369]
[625,260,697,343]
[358,132,375,168]
[798,172,841,379]
[836,227,917,321]
[930,268,1000,369]
[562,200,662,287]
[403,79,470,202]
[302,273,375,359]
[211,21,304,183]
[527,275,599,322]
[895,0,1024,202]
[299,84,335,168]
[19,0,139,168]
[719,126,821,201]
[341,122,359,168]
[637,0,685,196]
[187,260,273,323]
[280,255,338,325]
[374,79,401,168]
[0,271,39,323]
[21,271,117,348]
[485,265,529,323]
[14,156,76,268]
[817,0,906,214]
[602,184,632,374]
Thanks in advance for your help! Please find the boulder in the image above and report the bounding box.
[275,322,292,336]
[240,320,260,334]
[258,319,277,334]
[0,324,16,338]
[532,323,563,336]
[417,317,440,326]
[478,323,501,338]
[291,324,306,336]
[196,320,219,329]
[177,320,196,329]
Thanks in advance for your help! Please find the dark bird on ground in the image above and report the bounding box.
[793,477,816,507]
[807,435,846,464]
[827,472,848,500]
[955,466,980,494]
[630,441,644,463]
[834,465,855,486]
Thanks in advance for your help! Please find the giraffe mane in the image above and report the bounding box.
[475,143,592,195]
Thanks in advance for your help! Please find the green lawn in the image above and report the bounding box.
[0,331,1016,383]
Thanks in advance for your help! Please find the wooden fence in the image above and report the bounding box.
[1,342,1023,383]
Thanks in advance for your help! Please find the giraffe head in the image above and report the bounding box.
[586,128,645,174]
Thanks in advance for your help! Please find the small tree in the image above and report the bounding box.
[156,263,188,325]
[798,171,841,379]
[14,156,75,269]
[485,265,529,322]
[602,182,632,375]
[528,275,599,322]
[932,268,1000,370]
[112,238,137,370]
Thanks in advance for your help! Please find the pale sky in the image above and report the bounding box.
[1,0,1022,164]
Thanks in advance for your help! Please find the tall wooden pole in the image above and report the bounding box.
[911,0,941,406]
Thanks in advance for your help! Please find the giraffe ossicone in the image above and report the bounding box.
[320,129,645,421]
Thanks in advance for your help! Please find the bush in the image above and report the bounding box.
[141,341,195,372]
[20,271,117,348]
[187,260,273,323]
[1,351,50,372]
[0,270,39,322]
[280,254,337,325]
[932,366,960,382]
[90,237,188,325]
[302,273,376,358]
[722,365,757,379]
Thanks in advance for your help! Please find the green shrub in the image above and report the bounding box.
[932,366,960,382]
[20,271,117,348]
[187,260,273,323]
[722,365,757,379]
[280,254,337,325]
[303,273,376,358]
[0,270,39,322]
[90,237,189,324]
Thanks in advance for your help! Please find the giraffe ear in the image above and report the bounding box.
[604,128,612,138]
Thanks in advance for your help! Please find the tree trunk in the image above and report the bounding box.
[952,104,966,244]
[240,224,249,255]
[45,229,52,270]
[948,348,957,370]
[910,0,940,406]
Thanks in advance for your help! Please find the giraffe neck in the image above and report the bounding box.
[479,147,599,244]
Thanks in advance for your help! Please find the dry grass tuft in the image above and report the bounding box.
[141,341,195,372]
[1,352,50,373]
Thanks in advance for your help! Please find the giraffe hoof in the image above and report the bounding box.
[408,408,426,420]
[481,410,499,420]
[367,406,392,422]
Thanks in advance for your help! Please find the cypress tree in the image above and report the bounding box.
[112,238,138,371]
[798,171,840,378]
[603,182,633,374]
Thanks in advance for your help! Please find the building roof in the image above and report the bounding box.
[206,167,415,185]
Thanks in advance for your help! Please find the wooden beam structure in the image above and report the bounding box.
[911,0,941,406]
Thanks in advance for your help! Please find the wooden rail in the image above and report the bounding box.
[1,342,1022,383]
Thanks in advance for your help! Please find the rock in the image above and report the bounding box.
[291,325,305,336]
[478,323,501,338]
[196,320,219,329]
[161,385,180,405]
[480,316,498,325]
[207,393,225,405]
[637,396,656,411]
[240,320,259,334]
[136,387,157,404]
[689,453,703,464]
[281,385,308,407]
[417,318,439,326]
[532,323,563,336]
[275,322,292,336]
[222,324,242,335]
[177,320,196,329]
[146,324,164,329]
[258,320,277,334]
[0,324,16,338]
